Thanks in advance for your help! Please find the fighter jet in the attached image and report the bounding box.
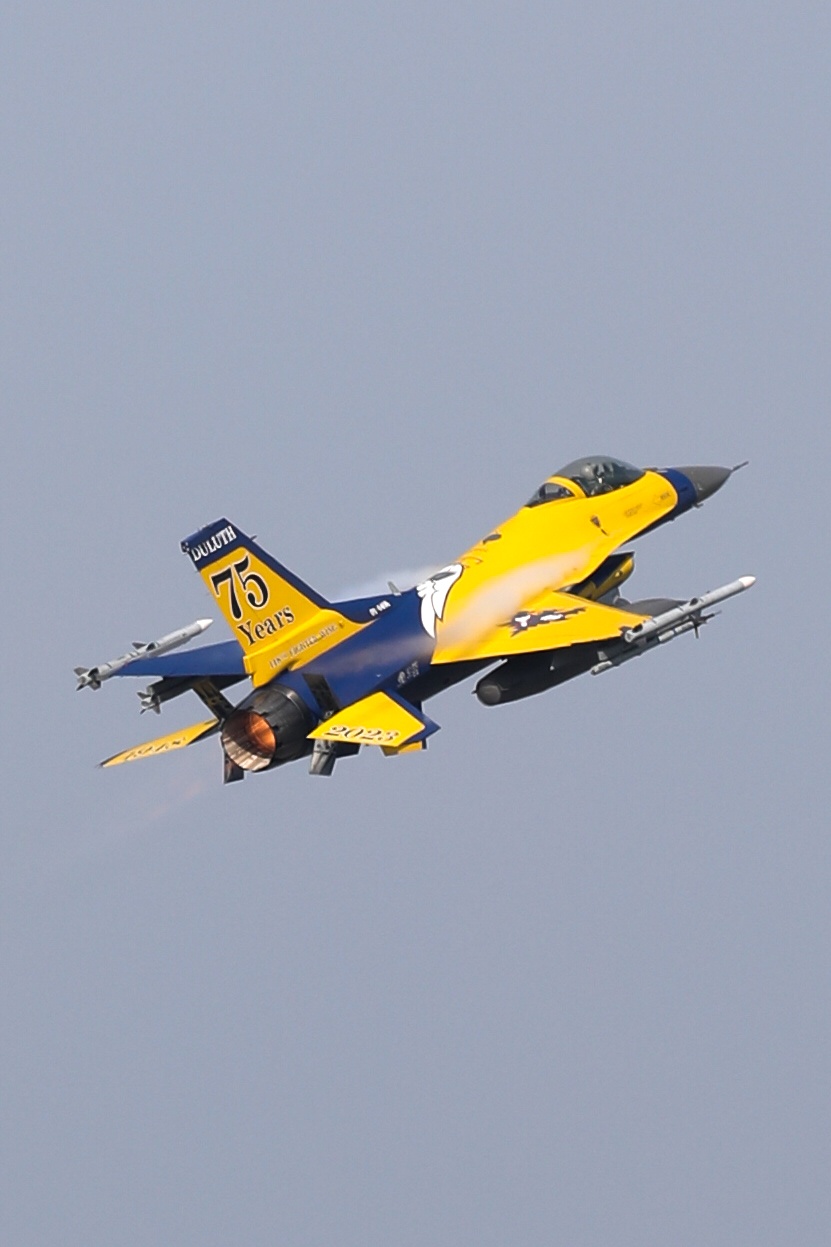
[79,458,754,779]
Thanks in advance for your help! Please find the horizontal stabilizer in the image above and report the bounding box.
[308,691,438,749]
[382,740,426,756]
[100,718,219,768]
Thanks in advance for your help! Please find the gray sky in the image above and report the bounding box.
[2,4,829,1244]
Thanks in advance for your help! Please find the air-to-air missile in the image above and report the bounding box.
[591,576,755,673]
[475,576,755,705]
[75,618,213,690]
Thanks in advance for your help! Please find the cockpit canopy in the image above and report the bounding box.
[556,456,644,496]
[526,457,645,506]
[525,480,576,507]
[526,458,643,506]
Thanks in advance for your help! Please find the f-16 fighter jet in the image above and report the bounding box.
[80,457,754,780]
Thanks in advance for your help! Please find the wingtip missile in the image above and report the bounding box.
[75,618,213,690]
[133,618,212,655]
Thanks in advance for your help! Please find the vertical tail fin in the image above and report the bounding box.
[181,519,332,653]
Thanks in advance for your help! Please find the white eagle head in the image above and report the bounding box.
[416,564,464,638]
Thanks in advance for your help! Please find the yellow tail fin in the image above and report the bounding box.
[181,519,360,679]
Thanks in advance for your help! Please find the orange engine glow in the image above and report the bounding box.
[221,710,277,772]
[242,712,276,755]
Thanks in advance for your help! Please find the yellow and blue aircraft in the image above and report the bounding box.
[81,458,754,779]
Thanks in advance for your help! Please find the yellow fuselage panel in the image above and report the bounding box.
[576,552,636,602]
[432,470,675,661]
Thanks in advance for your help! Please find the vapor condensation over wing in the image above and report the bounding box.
[437,550,593,650]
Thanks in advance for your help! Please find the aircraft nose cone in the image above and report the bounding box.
[676,465,733,503]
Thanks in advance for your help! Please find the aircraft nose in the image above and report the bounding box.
[675,465,733,503]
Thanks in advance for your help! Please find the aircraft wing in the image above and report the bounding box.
[100,718,220,767]
[432,590,648,664]
[111,640,245,680]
